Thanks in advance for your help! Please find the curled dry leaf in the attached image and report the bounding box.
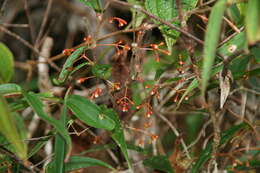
[219,69,233,109]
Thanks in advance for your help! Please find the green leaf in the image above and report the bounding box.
[54,46,87,85]
[67,95,115,130]
[229,55,250,79]
[0,95,27,160]
[65,156,115,171]
[23,92,72,159]
[91,64,112,80]
[100,106,132,169]
[145,0,198,52]
[218,32,246,57]
[201,0,227,95]
[143,155,174,173]
[251,47,260,63]
[78,0,102,12]
[245,0,260,45]
[0,83,22,95]
[0,42,14,83]
[191,123,247,172]
[185,113,204,143]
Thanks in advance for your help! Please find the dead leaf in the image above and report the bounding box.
[219,69,233,109]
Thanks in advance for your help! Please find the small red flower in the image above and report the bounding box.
[62,48,75,56]
[109,17,127,27]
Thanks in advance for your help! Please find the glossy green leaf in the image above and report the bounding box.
[0,83,22,95]
[191,123,247,172]
[67,95,115,130]
[23,92,72,158]
[65,156,115,171]
[100,106,132,169]
[245,0,260,45]
[145,0,198,52]
[54,46,87,85]
[0,42,14,83]
[91,64,112,80]
[201,0,227,95]
[143,155,174,173]
[0,95,27,160]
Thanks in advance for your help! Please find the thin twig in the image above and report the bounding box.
[23,0,36,43]
[35,0,53,48]
[223,16,240,33]
[156,112,191,159]
[0,25,60,71]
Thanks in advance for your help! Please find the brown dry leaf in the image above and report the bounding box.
[219,69,233,109]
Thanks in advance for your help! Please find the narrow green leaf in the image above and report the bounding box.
[219,123,247,146]
[54,46,87,85]
[0,95,27,160]
[0,42,14,83]
[54,88,71,173]
[143,155,174,173]
[0,83,22,95]
[27,139,49,159]
[100,106,132,169]
[23,92,72,158]
[145,0,198,52]
[191,143,212,173]
[54,106,68,172]
[91,64,112,80]
[201,0,227,95]
[67,95,115,130]
[177,78,198,108]
[65,156,115,171]
[245,0,260,45]
[191,123,247,172]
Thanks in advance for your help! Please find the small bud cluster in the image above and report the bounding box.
[148,42,170,62]
[116,88,134,112]
[149,84,160,99]
[136,103,153,118]
[177,54,185,74]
